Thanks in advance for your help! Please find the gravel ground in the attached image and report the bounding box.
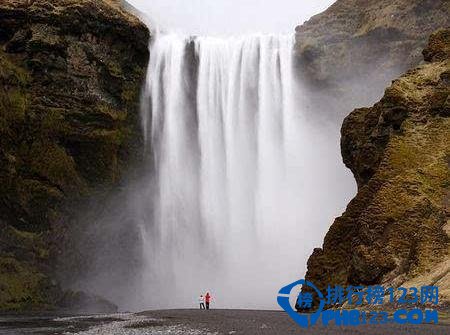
[1,309,449,334]
[138,309,450,335]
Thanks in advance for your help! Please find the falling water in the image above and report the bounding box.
[137,34,352,310]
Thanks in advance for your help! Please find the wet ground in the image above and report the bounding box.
[1,309,449,334]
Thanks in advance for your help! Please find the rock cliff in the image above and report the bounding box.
[295,0,450,119]
[1,0,448,314]
[0,0,149,311]
[304,29,450,305]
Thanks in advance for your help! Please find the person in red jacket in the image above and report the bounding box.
[205,292,212,310]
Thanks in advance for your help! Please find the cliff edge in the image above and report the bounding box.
[0,0,149,311]
[295,0,450,118]
[304,28,450,306]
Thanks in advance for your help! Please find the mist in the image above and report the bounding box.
[129,33,355,310]
[67,0,359,311]
[127,0,335,35]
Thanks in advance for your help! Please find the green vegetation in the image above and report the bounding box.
[305,28,450,305]
[0,257,49,311]
[0,0,149,312]
[0,51,30,86]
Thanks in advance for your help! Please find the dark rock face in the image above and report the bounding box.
[295,0,450,119]
[0,0,149,311]
[423,29,450,63]
[304,29,450,305]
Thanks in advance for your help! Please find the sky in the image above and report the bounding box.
[126,0,336,36]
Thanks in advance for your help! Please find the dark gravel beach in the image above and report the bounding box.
[1,309,449,334]
[139,309,450,335]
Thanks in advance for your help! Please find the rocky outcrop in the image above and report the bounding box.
[304,29,450,305]
[295,0,450,119]
[0,0,149,311]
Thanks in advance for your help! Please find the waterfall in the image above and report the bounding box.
[137,34,352,310]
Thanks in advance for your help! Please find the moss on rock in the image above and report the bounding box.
[0,0,149,311]
[304,29,450,306]
[294,0,450,121]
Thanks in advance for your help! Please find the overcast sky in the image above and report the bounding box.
[127,0,335,36]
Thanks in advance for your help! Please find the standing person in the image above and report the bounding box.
[205,292,211,310]
[198,295,205,310]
